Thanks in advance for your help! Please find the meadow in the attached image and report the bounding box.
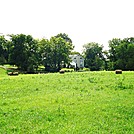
[0,68,134,133]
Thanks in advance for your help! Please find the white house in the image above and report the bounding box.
[70,55,84,69]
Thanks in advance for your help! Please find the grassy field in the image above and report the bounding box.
[0,69,134,133]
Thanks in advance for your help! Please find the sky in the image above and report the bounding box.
[0,0,134,52]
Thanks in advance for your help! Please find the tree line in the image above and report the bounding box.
[0,33,74,73]
[83,37,134,71]
[0,33,134,72]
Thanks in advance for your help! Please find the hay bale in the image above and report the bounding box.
[8,72,13,75]
[8,71,19,76]
[115,70,122,74]
[59,70,65,74]
[13,72,19,75]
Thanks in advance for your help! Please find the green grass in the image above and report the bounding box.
[0,67,7,77]
[0,71,134,133]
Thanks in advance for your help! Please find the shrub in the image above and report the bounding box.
[60,68,74,72]
[83,68,90,71]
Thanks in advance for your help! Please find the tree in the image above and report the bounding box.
[9,34,39,72]
[51,36,73,71]
[39,34,74,72]
[108,38,121,70]
[0,35,7,64]
[55,33,73,43]
[38,38,53,71]
[108,37,134,70]
[83,42,105,71]
[71,51,81,55]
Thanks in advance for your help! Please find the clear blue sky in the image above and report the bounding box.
[0,0,134,52]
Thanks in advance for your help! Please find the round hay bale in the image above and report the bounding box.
[8,72,13,75]
[59,70,65,74]
[115,70,122,74]
[13,72,19,75]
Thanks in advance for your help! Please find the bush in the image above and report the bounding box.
[60,68,74,72]
[83,68,90,71]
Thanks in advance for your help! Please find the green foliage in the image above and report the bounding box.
[0,71,134,133]
[71,51,81,55]
[9,34,39,72]
[1,33,134,73]
[0,33,74,73]
[108,37,134,70]
[83,42,105,71]
[83,67,90,71]
[60,68,74,72]
[39,33,74,72]
[55,33,73,44]
[0,36,7,64]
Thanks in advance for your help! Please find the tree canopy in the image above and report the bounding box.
[0,35,7,64]
[0,32,134,72]
[83,42,105,71]
[9,34,39,72]
[108,37,134,70]
[39,33,74,72]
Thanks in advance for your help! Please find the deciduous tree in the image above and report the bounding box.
[39,33,74,72]
[0,35,7,64]
[108,37,134,70]
[10,34,39,72]
[83,42,105,71]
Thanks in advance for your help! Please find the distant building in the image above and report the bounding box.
[70,55,84,69]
